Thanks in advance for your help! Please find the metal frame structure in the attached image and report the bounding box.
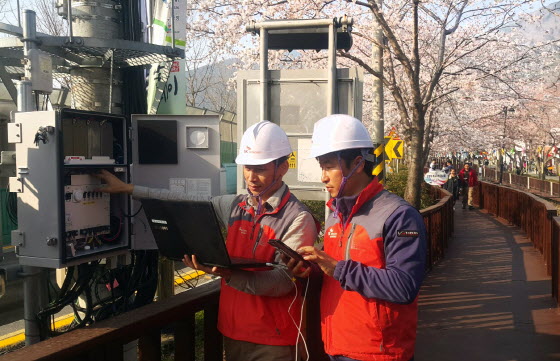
[246,17,353,120]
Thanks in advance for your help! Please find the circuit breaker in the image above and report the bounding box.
[8,109,130,268]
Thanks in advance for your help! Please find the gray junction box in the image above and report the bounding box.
[236,68,363,200]
[8,109,131,268]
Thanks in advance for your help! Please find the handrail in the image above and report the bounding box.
[0,281,222,361]
[481,167,560,197]
[474,181,560,305]
[420,187,454,270]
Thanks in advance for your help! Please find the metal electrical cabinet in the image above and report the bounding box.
[8,109,131,268]
[129,114,222,250]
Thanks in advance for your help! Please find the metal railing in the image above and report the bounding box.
[0,186,455,360]
[473,181,560,305]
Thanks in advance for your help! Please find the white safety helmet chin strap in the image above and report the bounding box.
[247,159,283,216]
[332,149,371,219]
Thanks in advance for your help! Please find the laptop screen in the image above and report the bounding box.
[141,199,231,265]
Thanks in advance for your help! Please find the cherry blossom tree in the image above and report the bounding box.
[185,0,553,207]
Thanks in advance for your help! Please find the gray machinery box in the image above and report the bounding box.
[130,114,222,250]
[237,68,363,200]
[8,109,131,268]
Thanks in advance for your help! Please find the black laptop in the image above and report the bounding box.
[141,198,275,268]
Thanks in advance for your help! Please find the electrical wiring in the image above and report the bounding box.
[38,251,157,335]
[122,204,144,218]
[39,265,96,336]
[279,267,310,361]
[174,269,200,290]
[100,214,123,242]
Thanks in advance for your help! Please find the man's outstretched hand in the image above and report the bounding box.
[94,169,134,194]
[182,254,232,282]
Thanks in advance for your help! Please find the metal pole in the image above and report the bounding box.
[109,50,114,113]
[499,106,507,184]
[371,0,384,146]
[170,0,175,48]
[67,0,73,42]
[327,22,337,115]
[324,20,338,221]
[260,27,268,121]
[20,12,47,344]
[146,0,153,43]
[22,9,37,56]
[371,0,385,183]
[16,0,21,28]
[16,80,33,111]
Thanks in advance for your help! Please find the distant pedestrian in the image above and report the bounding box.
[443,168,460,206]
[442,160,454,174]
[429,158,437,170]
[459,162,478,210]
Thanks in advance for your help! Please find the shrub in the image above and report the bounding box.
[383,170,437,209]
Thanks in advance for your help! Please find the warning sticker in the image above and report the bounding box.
[288,151,297,169]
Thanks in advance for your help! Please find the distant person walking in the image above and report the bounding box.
[442,160,454,174]
[443,168,460,206]
[429,159,437,170]
[459,163,478,210]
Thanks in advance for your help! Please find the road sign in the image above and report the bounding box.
[386,138,404,160]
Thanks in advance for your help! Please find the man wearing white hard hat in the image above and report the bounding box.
[287,114,426,361]
[97,120,318,360]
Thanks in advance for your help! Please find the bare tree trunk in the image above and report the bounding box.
[405,131,424,208]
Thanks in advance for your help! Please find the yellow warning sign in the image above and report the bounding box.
[288,151,297,169]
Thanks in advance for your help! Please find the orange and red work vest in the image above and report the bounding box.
[217,188,311,346]
[321,179,419,361]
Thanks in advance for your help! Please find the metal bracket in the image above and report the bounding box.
[9,176,22,193]
[0,151,15,165]
[7,123,21,143]
[0,151,16,177]
[11,230,24,247]
[0,165,16,178]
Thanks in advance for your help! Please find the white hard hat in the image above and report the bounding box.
[235,120,292,165]
[308,114,373,158]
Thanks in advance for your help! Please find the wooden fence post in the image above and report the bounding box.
[175,314,196,361]
[139,329,161,361]
[204,301,222,361]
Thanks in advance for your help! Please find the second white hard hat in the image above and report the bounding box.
[235,120,292,165]
[308,114,373,158]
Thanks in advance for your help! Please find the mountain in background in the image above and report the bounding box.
[516,1,560,45]
[185,57,238,114]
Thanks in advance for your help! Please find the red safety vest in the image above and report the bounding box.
[321,179,418,361]
[218,187,311,345]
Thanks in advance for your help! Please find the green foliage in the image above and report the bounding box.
[161,310,205,361]
[302,200,326,235]
[385,169,437,209]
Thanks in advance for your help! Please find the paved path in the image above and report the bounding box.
[416,208,560,361]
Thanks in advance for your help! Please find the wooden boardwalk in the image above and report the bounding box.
[416,207,560,361]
